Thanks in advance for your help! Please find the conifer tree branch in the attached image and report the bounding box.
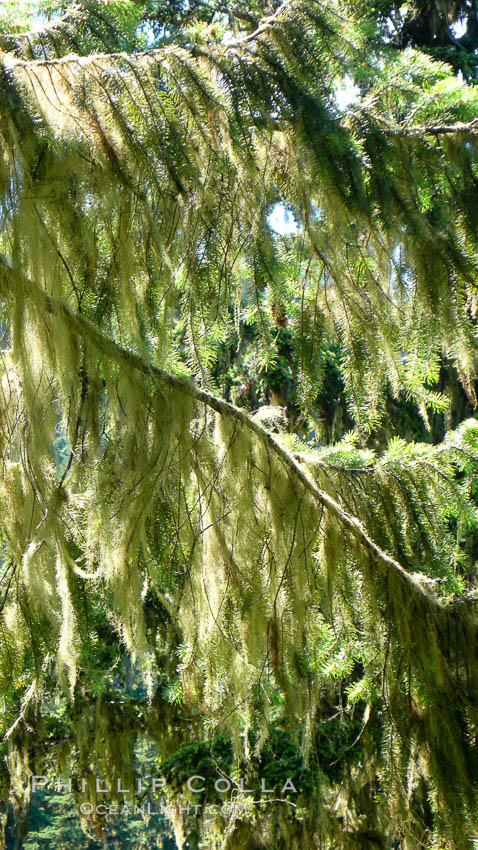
[2,1,295,69]
[218,0,295,47]
[0,255,443,606]
[392,119,478,136]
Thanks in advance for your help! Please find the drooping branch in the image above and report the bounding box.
[0,255,447,608]
[8,39,478,141]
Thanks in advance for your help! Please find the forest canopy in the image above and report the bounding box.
[1,0,478,848]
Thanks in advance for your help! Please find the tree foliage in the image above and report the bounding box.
[1,1,478,848]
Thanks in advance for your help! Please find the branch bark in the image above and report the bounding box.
[389,119,478,137]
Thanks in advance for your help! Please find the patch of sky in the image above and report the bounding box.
[140,21,157,46]
[54,414,70,481]
[450,17,467,38]
[335,76,360,111]
[268,203,299,235]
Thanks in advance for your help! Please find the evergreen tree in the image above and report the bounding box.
[1,1,478,847]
